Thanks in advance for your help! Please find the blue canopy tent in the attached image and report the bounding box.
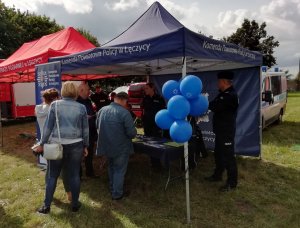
[49,2,263,222]
[50,1,262,157]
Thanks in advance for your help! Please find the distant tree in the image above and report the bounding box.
[17,12,63,42]
[0,1,100,58]
[0,2,62,58]
[76,28,100,47]
[0,2,22,58]
[284,70,293,80]
[89,76,146,92]
[296,71,300,91]
[224,19,279,67]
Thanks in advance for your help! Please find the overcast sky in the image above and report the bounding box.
[3,0,300,75]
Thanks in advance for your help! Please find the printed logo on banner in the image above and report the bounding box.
[37,70,48,89]
[35,62,61,98]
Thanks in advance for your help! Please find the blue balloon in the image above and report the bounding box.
[155,109,175,130]
[170,120,192,143]
[162,80,180,100]
[167,95,190,120]
[189,95,209,116]
[180,75,203,100]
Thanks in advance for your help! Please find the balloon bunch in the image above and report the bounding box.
[155,75,208,143]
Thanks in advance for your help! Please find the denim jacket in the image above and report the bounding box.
[40,98,89,147]
[96,102,137,157]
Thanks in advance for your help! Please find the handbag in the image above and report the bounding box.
[43,101,63,160]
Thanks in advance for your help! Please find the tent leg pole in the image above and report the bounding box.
[182,57,191,223]
[184,142,191,223]
[0,105,3,147]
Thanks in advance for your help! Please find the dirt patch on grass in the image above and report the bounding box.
[1,122,37,164]
[235,199,254,214]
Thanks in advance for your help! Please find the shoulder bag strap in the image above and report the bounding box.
[55,101,61,144]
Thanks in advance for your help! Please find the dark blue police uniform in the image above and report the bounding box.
[77,96,97,177]
[209,85,239,188]
[142,94,165,137]
[142,93,165,167]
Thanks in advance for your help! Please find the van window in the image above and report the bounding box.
[271,76,281,96]
[281,76,287,92]
[263,77,270,92]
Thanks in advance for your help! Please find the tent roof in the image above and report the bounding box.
[102,1,184,46]
[0,27,96,82]
[50,2,262,76]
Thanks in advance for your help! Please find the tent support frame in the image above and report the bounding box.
[182,57,191,224]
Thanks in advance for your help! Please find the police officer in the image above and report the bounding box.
[205,71,239,192]
[90,86,109,111]
[142,82,165,167]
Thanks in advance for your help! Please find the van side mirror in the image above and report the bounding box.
[262,90,273,103]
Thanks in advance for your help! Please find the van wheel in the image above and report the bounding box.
[275,110,283,125]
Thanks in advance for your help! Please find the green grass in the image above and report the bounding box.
[1,92,300,227]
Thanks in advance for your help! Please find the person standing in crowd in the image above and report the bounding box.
[205,71,239,192]
[77,83,97,177]
[35,88,59,170]
[34,82,89,213]
[90,85,109,111]
[96,92,137,200]
[109,92,116,103]
[142,82,165,168]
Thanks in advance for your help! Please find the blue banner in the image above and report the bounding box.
[35,61,62,166]
[35,61,62,140]
[35,61,62,105]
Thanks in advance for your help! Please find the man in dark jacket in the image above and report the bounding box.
[205,71,239,192]
[77,83,97,177]
[142,82,165,167]
[90,86,109,111]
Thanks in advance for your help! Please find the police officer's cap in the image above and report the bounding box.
[217,71,234,80]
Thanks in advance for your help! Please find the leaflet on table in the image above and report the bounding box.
[132,138,142,142]
[142,142,167,148]
[163,142,183,147]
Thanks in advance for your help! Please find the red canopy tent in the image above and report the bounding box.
[0,27,114,82]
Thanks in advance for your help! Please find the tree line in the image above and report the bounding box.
[0,1,99,59]
[1,1,287,73]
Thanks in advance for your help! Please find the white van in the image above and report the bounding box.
[261,70,287,128]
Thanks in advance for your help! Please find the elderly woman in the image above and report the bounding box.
[35,82,89,214]
[35,88,59,169]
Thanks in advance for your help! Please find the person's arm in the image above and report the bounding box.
[40,103,56,145]
[123,110,137,139]
[95,108,102,133]
[34,104,55,153]
[82,108,89,148]
[209,93,234,113]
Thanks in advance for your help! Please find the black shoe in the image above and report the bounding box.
[72,202,81,212]
[37,205,50,214]
[204,175,222,182]
[219,184,236,192]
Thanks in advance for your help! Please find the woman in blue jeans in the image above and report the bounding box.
[35,82,89,214]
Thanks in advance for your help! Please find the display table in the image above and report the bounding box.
[133,134,184,189]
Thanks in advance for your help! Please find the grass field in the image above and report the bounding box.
[0,93,300,228]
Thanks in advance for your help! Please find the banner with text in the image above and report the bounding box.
[35,61,62,106]
[35,61,61,166]
[151,67,261,157]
